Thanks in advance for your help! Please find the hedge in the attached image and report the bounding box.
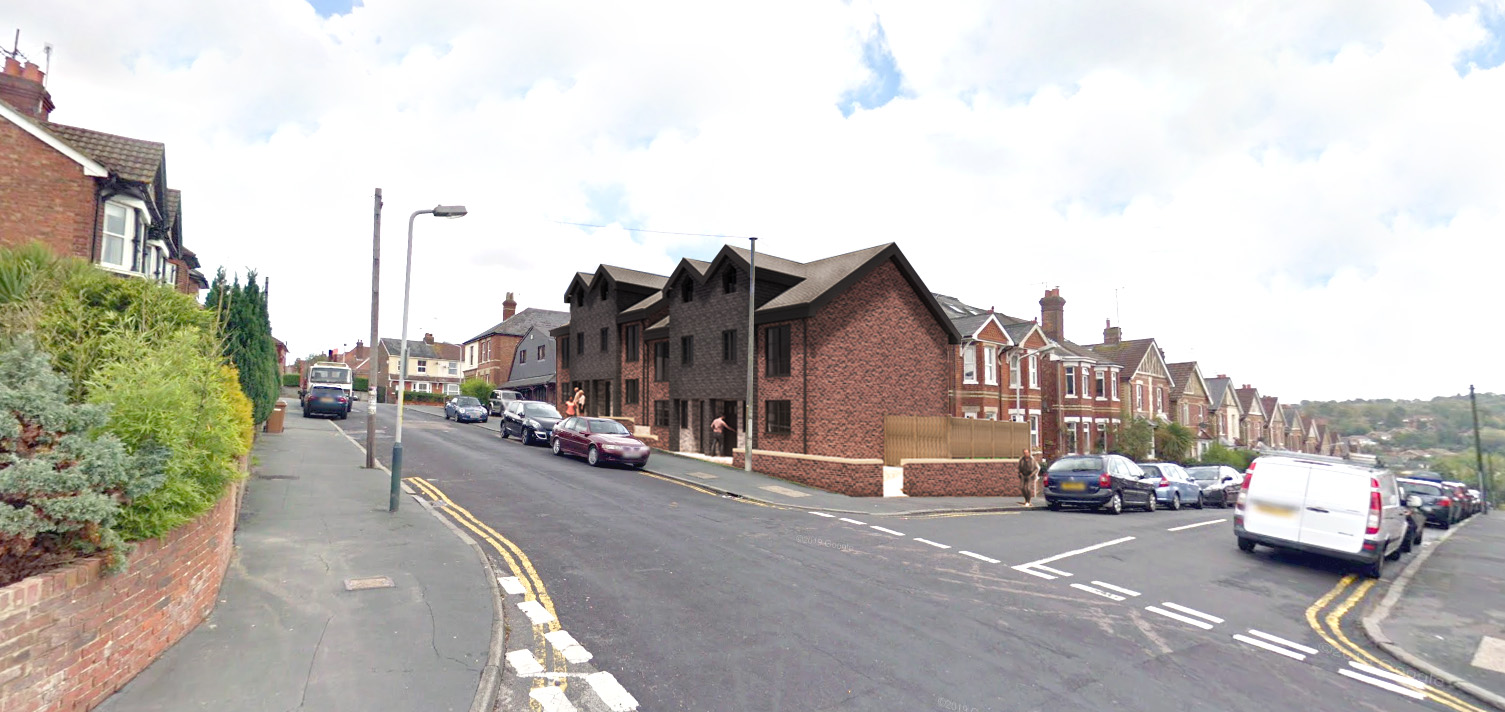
[282,373,300,387]
[399,391,449,405]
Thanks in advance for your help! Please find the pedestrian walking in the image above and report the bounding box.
[566,387,584,417]
[710,414,728,456]
[1018,448,1041,507]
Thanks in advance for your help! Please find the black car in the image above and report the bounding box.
[302,386,349,419]
[1187,465,1243,508]
[1043,454,1157,514]
[500,400,562,445]
[1399,477,1458,529]
[1396,481,1426,554]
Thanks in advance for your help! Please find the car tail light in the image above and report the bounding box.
[1042,475,1051,488]
[338,396,349,404]
[1236,470,1253,511]
[1439,497,1452,507]
[1098,473,1112,488]
[1366,480,1383,535]
[1159,477,1170,487]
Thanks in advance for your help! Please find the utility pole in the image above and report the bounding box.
[744,237,757,472]
[366,188,382,470]
[1471,385,1489,512]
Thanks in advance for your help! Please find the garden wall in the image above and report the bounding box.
[900,458,1021,497]
[732,448,884,497]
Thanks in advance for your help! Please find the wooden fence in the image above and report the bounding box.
[882,416,1031,466]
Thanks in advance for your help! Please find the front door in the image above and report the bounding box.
[716,400,738,457]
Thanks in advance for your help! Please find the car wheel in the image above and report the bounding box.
[524,428,534,445]
[1400,529,1413,554]
[1107,492,1122,515]
[499,423,509,439]
[1237,536,1255,553]
[1169,493,1181,511]
[1440,519,1451,530]
[1193,493,1205,510]
[587,446,601,467]
[1414,527,1424,546]
[1363,548,1386,579]
[339,412,347,420]
[1047,501,1062,511]
[551,438,563,456]
[1144,492,1157,513]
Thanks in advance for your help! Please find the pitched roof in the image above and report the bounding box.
[1282,404,1303,427]
[1085,338,1157,374]
[1235,387,1263,416]
[44,122,163,184]
[380,338,460,360]
[1261,396,1281,420]
[600,264,669,290]
[1000,319,1038,345]
[1167,362,1198,392]
[467,307,570,343]
[950,312,997,340]
[752,244,959,343]
[0,100,107,177]
[619,290,664,318]
[1206,377,1236,410]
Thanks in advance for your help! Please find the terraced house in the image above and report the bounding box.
[0,53,206,294]
[1085,324,1174,423]
[1035,288,1123,458]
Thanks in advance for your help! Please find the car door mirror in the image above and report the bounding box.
[1407,495,1423,508]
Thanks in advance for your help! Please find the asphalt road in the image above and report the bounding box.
[331,402,1488,712]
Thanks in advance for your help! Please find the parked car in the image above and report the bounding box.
[489,389,522,416]
[1469,489,1485,515]
[1395,480,1426,554]
[1140,462,1202,510]
[444,396,489,423]
[1398,478,1459,529]
[550,416,651,468]
[500,400,562,445]
[1042,454,1157,514]
[1445,482,1477,518]
[301,385,350,420]
[1187,465,1242,508]
[1234,456,1408,578]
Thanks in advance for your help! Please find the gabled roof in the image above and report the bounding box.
[600,264,669,290]
[1167,362,1210,398]
[1235,387,1264,417]
[44,122,164,184]
[1282,405,1303,429]
[1206,377,1241,413]
[928,294,1016,345]
[618,290,664,320]
[380,338,461,361]
[665,258,712,290]
[466,307,570,343]
[1000,319,1042,347]
[1086,338,1167,380]
[0,100,108,177]
[1261,396,1283,424]
[644,314,670,336]
[708,245,809,285]
[562,271,596,302]
[751,244,961,343]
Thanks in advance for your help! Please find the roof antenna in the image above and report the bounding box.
[42,43,51,87]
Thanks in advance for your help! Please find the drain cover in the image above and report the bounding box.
[344,576,395,591]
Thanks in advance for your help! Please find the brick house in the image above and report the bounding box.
[0,54,206,294]
[376,334,464,400]
[461,293,568,387]
[1085,323,1174,422]
[614,287,672,445]
[1167,361,1214,455]
[1261,395,1286,451]
[1204,375,1244,446]
[931,293,1057,450]
[1282,405,1308,453]
[1234,385,1267,448]
[1035,289,1123,458]
[498,325,563,403]
[555,266,669,418]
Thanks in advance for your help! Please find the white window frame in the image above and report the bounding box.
[1111,371,1120,400]
[1156,387,1164,413]
[1030,415,1040,447]
[417,359,427,374]
[962,345,977,385]
[1028,355,1038,388]
[1135,383,1144,410]
[444,383,461,395]
[447,362,458,376]
[1065,366,1076,397]
[983,346,997,385]
[1009,354,1021,387]
[962,407,979,419]
[100,202,134,270]
[414,381,431,393]
[984,406,999,420]
[1095,370,1106,400]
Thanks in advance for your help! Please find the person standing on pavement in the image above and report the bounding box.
[710,414,728,456]
[566,387,584,417]
[1019,448,1041,507]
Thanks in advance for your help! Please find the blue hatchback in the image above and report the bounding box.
[1139,462,1203,510]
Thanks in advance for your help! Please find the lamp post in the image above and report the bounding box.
[390,204,468,512]
[744,237,757,472]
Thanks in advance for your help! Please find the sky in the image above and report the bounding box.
[7,0,1504,402]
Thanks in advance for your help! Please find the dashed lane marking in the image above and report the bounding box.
[839,517,867,525]
[1247,629,1318,655]
[530,684,578,712]
[1338,669,1427,700]
[810,512,836,518]
[1167,518,1228,532]
[1070,583,1126,602]
[870,526,905,536]
[1233,633,1307,661]
[1348,661,1427,690]
[1161,602,1224,624]
[585,671,641,711]
[507,649,544,675]
[1145,605,1215,630]
[914,538,951,549]
[544,630,595,664]
[959,551,1000,564]
[1090,581,1141,597]
[518,600,556,626]
[498,576,527,596]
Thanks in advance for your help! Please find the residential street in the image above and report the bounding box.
[335,402,1495,712]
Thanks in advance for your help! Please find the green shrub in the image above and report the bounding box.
[205,270,280,424]
[400,390,449,405]
[282,373,300,387]
[0,338,166,585]
[1196,443,1259,470]
[461,378,494,402]
[353,376,369,392]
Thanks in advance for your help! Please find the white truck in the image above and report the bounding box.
[300,361,355,412]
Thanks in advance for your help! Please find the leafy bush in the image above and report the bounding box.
[353,376,369,392]
[205,270,280,424]
[282,373,300,387]
[1196,443,1259,470]
[1112,417,1155,462]
[0,338,166,585]
[1155,422,1195,463]
[400,391,449,405]
[461,378,494,402]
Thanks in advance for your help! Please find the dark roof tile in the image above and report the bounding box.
[467,307,570,343]
[44,122,163,184]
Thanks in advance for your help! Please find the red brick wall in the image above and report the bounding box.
[804,259,951,460]
[0,118,98,260]
[642,336,670,444]
[902,459,1021,497]
[753,319,808,456]
[0,482,242,712]
[732,449,883,497]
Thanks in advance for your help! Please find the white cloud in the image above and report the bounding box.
[7,0,1503,400]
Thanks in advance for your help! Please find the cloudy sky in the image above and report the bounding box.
[9,0,1503,401]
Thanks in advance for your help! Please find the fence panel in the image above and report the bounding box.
[883,416,1029,466]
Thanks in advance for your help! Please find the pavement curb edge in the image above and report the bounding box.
[639,465,1032,517]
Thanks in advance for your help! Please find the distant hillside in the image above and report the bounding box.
[1298,392,1505,455]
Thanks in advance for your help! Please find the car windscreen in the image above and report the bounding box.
[310,368,350,383]
[524,403,561,418]
[1048,456,1103,473]
[588,420,630,435]
[454,397,481,407]
[1187,467,1221,481]
[1400,481,1442,497]
[1138,464,1162,477]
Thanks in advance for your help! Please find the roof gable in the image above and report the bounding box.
[0,101,107,177]
[1261,396,1283,426]
[44,122,163,184]
[1087,338,1168,380]
[755,244,962,343]
[466,307,570,344]
[1167,362,1209,399]
[1235,387,1264,417]
[1206,377,1241,413]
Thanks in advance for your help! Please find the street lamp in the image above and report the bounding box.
[390,204,467,512]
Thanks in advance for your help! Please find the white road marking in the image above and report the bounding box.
[544,630,595,664]
[1031,564,1072,577]
[1145,605,1215,630]
[1161,602,1224,624]
[810,512,836,518]
[1338,669,1427,700]
[1167,518,1228,532]
[1015,536,1135,569]
[586,671,641,711]
[1472,635,1505,674]
[839,517,867,525]
[760,484,811,498]
[530,685,579,712]
[1090,581,1141,597]
[518,600,556,626]
[1233,634,1307,661]
[498,576,527,596]
[1070,583,1126,602]
[506,649,544,675]
[1247,629,1318,655]
[1012,566,1058,580]
[870,526,905,536]
[1348,661,1427,690]
[914,538,951,549]
[959,551,1001,564]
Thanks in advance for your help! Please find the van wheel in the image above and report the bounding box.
[1400,532,1413,554]
[1386,539,1404,561]
[1107,492,1123,515]
[1237,537,1255,553]
[1363,551,1385,579]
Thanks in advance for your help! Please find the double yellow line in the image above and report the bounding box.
[406,476,568,693]
[1307,575,1483,712]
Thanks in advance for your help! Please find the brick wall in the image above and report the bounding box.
[753,319,808,456]
[901,459,1021,497]
[0,481,242,712]
[0,118,98,260]
[642,336,671,445]
[732,449,883,497]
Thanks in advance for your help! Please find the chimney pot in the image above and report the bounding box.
[1039,288,1066,341]
[423,333,435,344]
[503,291,517,321]
[2,57,20,76]
[20,62,43,83]
[1103,320,1122,345]
[0,55,54,120]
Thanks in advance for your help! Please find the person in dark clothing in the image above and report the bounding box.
[1019,448,1041,506]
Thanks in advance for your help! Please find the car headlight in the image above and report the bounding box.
[526,419,541,429]
[602,444,621,452]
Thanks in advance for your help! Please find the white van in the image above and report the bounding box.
[1234,456,1409,578]
[488,389,521,416]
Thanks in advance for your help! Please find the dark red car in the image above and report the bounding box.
[550,416,651,468]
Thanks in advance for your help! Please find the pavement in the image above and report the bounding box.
[1367,511,1505,709]
[398,403,1036,516]
[97,403,498,712]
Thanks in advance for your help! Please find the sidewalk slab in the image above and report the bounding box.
[97,414,494,712]
[1380,514,1505,701]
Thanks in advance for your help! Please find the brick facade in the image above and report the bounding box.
[0,482,242,712]
[732,449,883,497]
[901,459,1022,497]
[0,118,97,259]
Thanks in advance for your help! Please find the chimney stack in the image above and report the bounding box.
[0,54,55,121]
[423,333,435,345]
[1039,288,1065,342]
[1103,319,1121,345]
[503,292,517,321]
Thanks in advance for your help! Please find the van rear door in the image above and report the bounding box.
[1243,459,1309,543]
[1297,463,1368,554]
